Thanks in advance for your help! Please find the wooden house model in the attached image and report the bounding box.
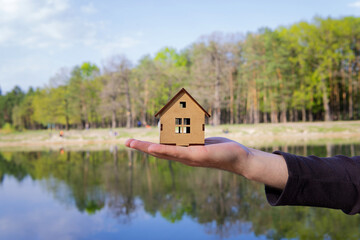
[155,88,211,146]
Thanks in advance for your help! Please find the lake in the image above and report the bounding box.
[1,143,360,240]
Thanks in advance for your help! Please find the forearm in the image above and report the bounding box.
[244,148,288,190]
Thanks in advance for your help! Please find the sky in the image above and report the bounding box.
[1,0,360,94]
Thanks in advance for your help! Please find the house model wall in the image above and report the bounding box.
[155,88,211,146]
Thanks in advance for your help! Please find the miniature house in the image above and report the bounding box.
[155,88,211,146]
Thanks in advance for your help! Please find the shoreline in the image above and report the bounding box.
[1,121,360,151]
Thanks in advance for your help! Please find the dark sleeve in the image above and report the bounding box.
[265,151,360,215]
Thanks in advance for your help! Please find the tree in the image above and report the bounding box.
[67,62,100,129]
[12,87,36,129]
[190,33,236,125]
[150,48,189,117]
[2,86,25,126]
[4,16,360,128]
[132,55,157,125]
[100,55,133,128]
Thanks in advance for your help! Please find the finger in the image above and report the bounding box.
[128,139,154,153]
[148,147,204,167]
[148,144,191,159]
[127,139,204,166]
[126,139,176,159]
[127,140,184,161]
[125,138,135,147]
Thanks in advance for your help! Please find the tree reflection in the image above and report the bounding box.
[104,148,136,223]
[0,143,360,239]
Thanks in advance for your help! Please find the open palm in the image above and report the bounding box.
[125,137,252,176]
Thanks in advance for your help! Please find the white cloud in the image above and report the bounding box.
[0,0,97,49]
[0,0,69,22]
[0,0,143,51]
[136,31,144,37]
[35,22,67,40]
[0,26,14,44]
[81,2,97,14]
[0,0,145,93]
[96,36,142,57]
[117,37,141,48]
[348,1,360,8]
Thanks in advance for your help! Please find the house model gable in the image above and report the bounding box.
[155,88,210,146]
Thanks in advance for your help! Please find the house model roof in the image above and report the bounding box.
[155,88,211,118]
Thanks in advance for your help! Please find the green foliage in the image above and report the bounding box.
[80,62,100,79]
[0,86,25,127]
[154,47,188,67]
[0,122,15,133]
[12,89,35,130]
[85,200,105,215]
[2,17,360,128]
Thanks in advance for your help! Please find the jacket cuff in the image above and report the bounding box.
[265,151,301,206]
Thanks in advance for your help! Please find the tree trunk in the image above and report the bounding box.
[263,112,268,123]
[309,92,314,122]
[321,78,331,121]
[252,68,259,124]
[289,109,294,122]
[141,77,149,125]
[333,77,340,120]
[65,115,69,130]
[280,101,287,123]
[301,105,306,122]
[276,67,287,123]
[112,109,116,129]
[253,86,259,123]
[294,109,299,122]
[308,110,314,122]
[236,82,244,124]
[229,69,234,124]
[341,68,347,119]
[213,56,221,126]
[349,60,353,119]
[270,98,278,123]
[247,90,254,124]
[124,78,133,128]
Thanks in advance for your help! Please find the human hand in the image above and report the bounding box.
[125,137,253,177]
[125,137,288,189]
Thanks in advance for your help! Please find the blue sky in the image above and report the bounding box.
[1,0,360,93]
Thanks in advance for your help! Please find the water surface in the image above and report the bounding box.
[1,144,360,240]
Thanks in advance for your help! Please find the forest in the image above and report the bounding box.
[1,16,360,130]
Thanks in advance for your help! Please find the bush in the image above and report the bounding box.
[0,123,15,134]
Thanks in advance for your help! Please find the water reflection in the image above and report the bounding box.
[0,143,360,239]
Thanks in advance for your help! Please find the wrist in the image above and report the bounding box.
[242,148,288,189]
[240,147,257,180]
[231,144,256,179]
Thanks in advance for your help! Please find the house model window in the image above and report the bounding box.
[183,118,190,134]
[180,101,186,108]
[175,118,190,134]
[175,126,182,133]
[184,126,190,133]
[175,118,182,133]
